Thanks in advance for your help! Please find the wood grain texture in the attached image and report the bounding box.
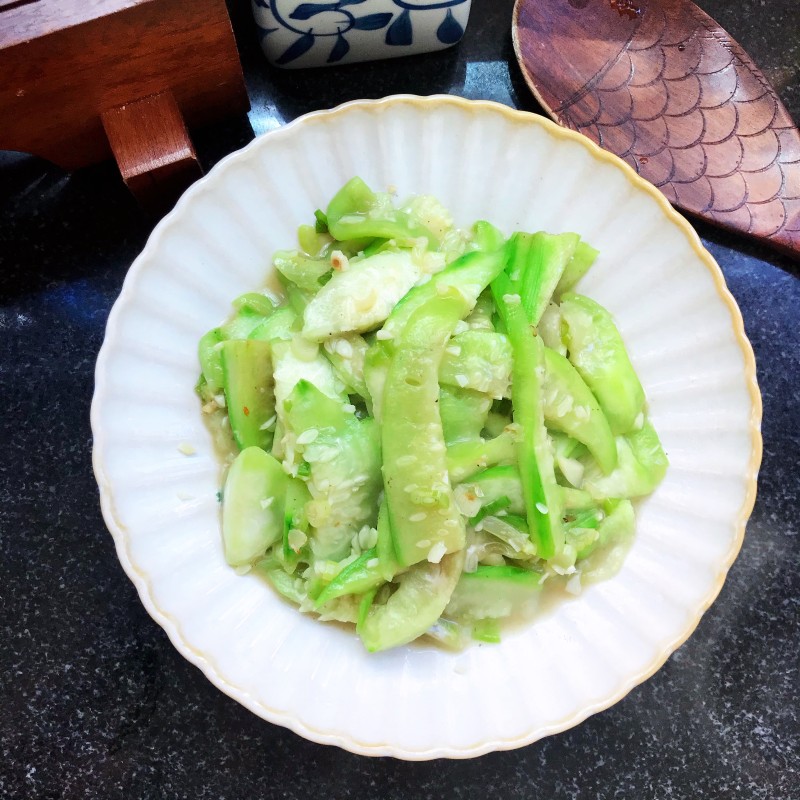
[0,0,41,13]
[513,0,800,257]
[102,92,202,213]
[0,0,248,170]
[0,0,137,45]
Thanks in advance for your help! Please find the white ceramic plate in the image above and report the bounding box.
[91,95,761,759]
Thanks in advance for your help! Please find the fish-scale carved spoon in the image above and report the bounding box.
[512,0,800,258]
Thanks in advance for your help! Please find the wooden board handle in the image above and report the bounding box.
[102,91,202,214]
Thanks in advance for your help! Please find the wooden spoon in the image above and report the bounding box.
[512,0,800,258]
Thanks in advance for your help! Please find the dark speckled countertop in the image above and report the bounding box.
[1,0,798,797]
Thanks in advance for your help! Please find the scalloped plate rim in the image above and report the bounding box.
[91,94,762,759]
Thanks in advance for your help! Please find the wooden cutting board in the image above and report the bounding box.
[0,0,249,211]
[513,0,800,258]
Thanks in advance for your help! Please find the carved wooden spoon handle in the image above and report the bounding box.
[513,0,800,259]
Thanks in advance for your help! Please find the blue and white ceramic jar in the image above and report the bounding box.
[251,0,472,68]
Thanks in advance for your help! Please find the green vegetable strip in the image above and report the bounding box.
[232,292,277,317]
[357,586,379,630]
[282,477,310,564]
[464,289,496,331]
[263,567,307,606]
[198,328,224,393]
[222,447,286,566]
[575,499,635,568]
[220,339,274,451]
[555,240,599,298]
[325,177,376,226]
[314,547,383,607]
[358,551,465,652]
[559,293,645,435]
[446,430,517,484]
[366,248,506,421]
[541,346,617,474]
[222,306,272,340]
[297,222,329,255]
[439,386,491,446]
[283,281,312,316]
[273,251,331,292]
[382,294,469,567]
[581,422,668,500]
[438,330,512,397]
[380,249,507,343]
[325,177,436,246]
[363,343,391,421]
[461,464,525,523]
[472,619,501,643]
[472,220,506,252]
[283,380,381,562]
[425,618,470,650]
[509,231,579,326]
[248,306,297,343]
[323,334,370,399]
[375,498,399,581]
[492,272,562,560]
[313,209,328,233]
[444,564,542,624]
[469,496,512,525]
